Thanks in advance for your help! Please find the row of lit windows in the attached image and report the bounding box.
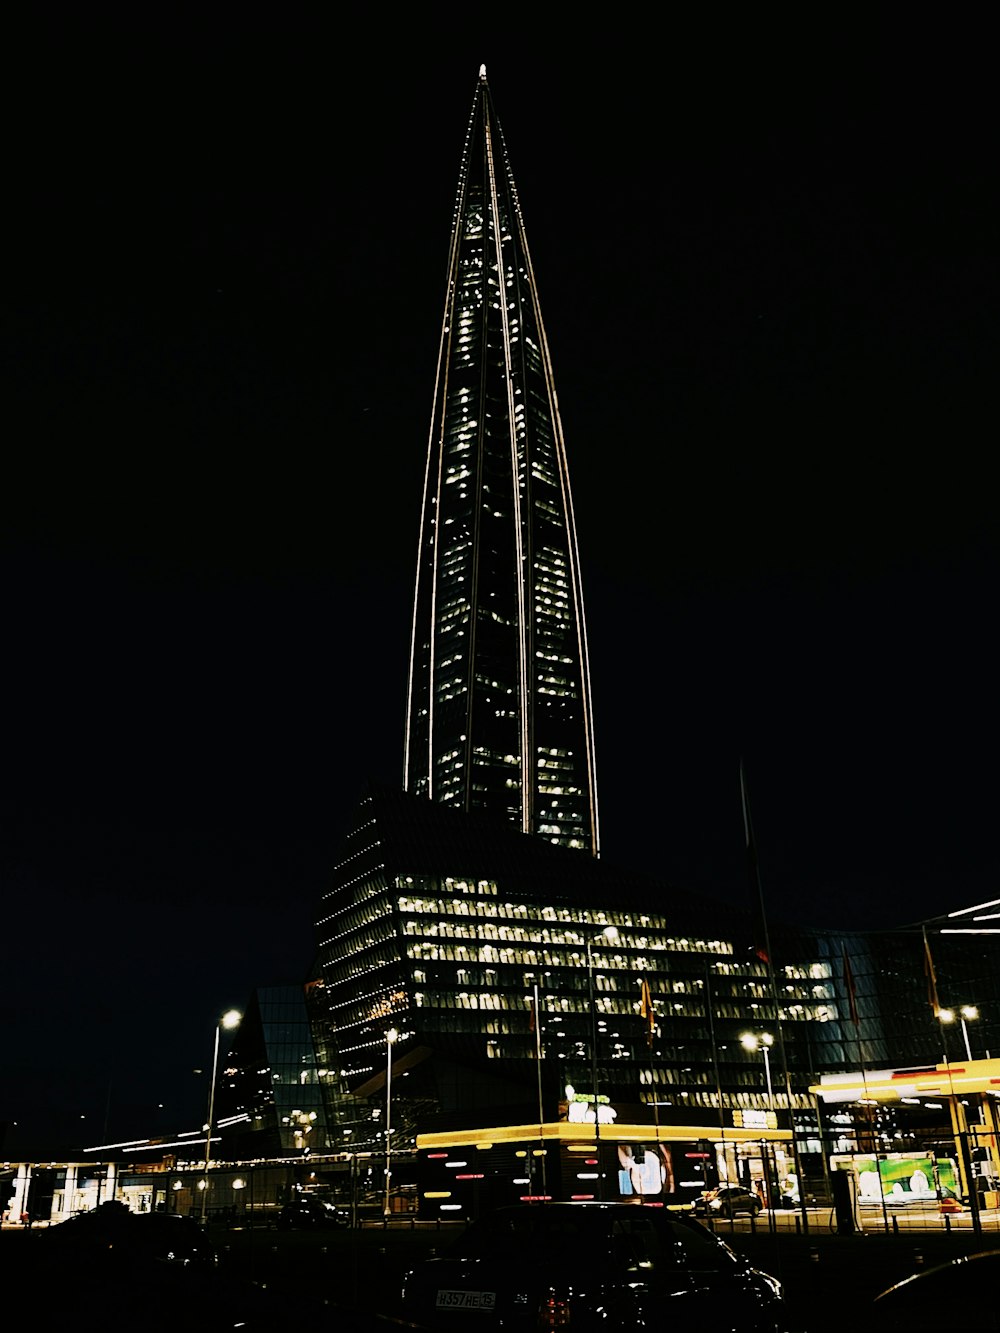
[316,873,388,939]
[536,547,568,568]
[318,844,383,903]
[535,572,569,594]
[398,916,729,961]
[320,908,397,952]
[535,633,579,661]
[411,898,728,966]
[435,675,466,700]
[399,876,498,897]
[438,542,471,570]
[538,674,575,690]
[325,966,837,1036]
[535,587,569,608]
[780,962,835,981]
[324,958,835,1034]
[400,956,832,1009]
[403,976,836,1024]
[391,893,736,958]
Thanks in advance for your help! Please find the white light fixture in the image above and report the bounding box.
[740,1031,775,1108]
[201,1009,242,1223]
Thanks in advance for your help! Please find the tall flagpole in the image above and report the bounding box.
[922,924,941,1019]
[533,982,544,1121]
[705,962,726,1136]
[739,759,809,1235]
[640,977,659,1130]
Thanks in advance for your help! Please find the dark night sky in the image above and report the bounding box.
[3,12,997,1155]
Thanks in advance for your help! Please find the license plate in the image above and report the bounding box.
[435,1290,497,1311]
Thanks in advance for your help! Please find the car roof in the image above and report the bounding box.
[470,1202,686,1225]
[476,1203,623,1217]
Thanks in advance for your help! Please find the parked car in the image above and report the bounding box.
[43,1201,217,1265]
[277,1194,350,1229]
[399,1201,788,1331]
[25,1202,312,1331]
[695,1185,763,1218]
[872,1249,1000,1328]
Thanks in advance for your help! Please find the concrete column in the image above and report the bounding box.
[56,1165,78,1221]
[982,1094,1000,1181]
[8,1165,31,1223]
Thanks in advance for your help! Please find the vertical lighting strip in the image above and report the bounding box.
[404,85,480,799]
[459,76,488,812]
[483,81,531,835]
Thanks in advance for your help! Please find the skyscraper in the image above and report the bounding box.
[298,71,1000,1215]
[403,67,599,856]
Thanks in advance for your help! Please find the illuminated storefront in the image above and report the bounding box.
[414,1111,794,1220]
[811,1057,1000,1211]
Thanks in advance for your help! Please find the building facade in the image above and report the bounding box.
[212,985,334,1158]
[303,781,1000,1212]
[403,66,599,856]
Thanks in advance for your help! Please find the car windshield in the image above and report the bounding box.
[448,1207,735,1274]
[450,1210,714,1269]
[454,1209,611,1263]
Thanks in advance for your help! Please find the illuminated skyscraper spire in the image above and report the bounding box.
[403,68,599,855]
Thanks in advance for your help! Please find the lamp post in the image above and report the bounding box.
[938,1004,984,1227]
[740,1031,775,1109]
[585,925,619,1198]
[939,1005,978,1062]
[383,1028,398,1220]
[201,1008,241,1224]
[741,1030,776,1215]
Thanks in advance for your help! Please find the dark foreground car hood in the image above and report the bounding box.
[873,1250,1000,1329]
[16,1234,348,1333]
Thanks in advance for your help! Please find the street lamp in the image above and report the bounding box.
[940,1005,978,1061]
[740,1031,775,1109]
[383,1028,398,1219]
[201,1008,241,1223]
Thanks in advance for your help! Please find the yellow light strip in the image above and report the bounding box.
[417,1120,791,1150]
[811,1056,1000,1101]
